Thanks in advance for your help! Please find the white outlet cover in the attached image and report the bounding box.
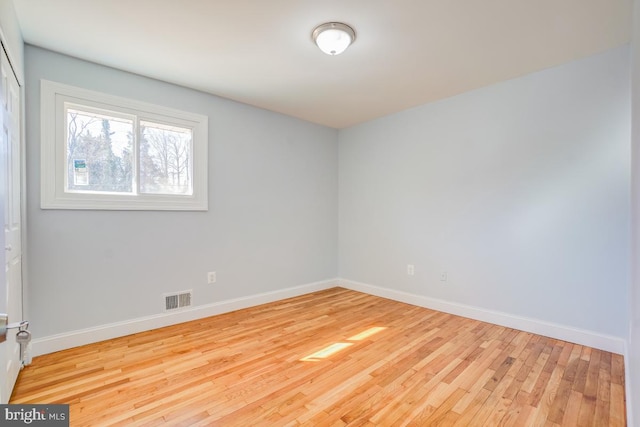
[208,272,216,284]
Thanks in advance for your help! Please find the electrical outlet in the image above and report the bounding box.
[207,272,217,284]
[440,271,447,282]
[407,265,415,276]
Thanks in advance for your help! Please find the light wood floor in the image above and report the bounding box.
[11,288,626,426]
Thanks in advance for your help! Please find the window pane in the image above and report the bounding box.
[140,121,193,195]
[66,108,134,193]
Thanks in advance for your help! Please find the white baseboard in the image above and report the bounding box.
[32,277,626,357]
[32,278,339,357]
[339,278,626,355]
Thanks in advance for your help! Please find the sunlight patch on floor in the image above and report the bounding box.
[300,326,387,362]
[300,342,353,362]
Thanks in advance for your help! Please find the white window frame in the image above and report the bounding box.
[41,79,208,210]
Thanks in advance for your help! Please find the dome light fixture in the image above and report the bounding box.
[312,22,356,56]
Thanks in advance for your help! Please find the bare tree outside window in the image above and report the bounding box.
[65,110,193,196]
[66,109,133,193]
[140,121,192,195]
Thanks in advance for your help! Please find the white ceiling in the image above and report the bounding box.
[13,0,632,129]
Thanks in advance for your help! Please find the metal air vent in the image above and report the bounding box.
[164,290,192,311]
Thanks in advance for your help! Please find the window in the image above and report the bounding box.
[41,80,208,210]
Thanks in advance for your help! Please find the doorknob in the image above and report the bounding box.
[0,313,7,344]
[5,245,11,251]
[0,315,28,344]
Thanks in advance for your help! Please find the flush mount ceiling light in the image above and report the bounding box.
[312,22,356,56]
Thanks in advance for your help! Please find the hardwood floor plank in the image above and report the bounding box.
[411,387,467,425]
[593,358,612,427]
[610,383,627,426]
[484,356,515,392]
[546,358,579,424]
[451,388,492,426]
[529,356,565,426]
[612,353,626,385]
[10,288,626,426]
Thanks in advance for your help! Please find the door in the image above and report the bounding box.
[0,44,22,404]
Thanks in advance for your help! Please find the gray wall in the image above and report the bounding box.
[25,46,338,338]
[339,46,630,338]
